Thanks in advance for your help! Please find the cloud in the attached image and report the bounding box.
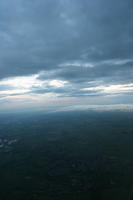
[0,0,133,110]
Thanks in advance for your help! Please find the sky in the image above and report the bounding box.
[0,0,133,112]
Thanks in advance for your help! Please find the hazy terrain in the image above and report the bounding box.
[0,110,133,199]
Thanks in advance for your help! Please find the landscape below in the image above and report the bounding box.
[0,110,133,200]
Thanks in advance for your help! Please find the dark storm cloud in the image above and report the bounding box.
[0,0,133,98]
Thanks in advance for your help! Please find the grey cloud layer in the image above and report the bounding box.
[0,0,133,98]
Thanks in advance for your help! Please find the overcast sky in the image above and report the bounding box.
[0,0,133,112]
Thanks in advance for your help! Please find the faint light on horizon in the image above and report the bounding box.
[82,83,133,94]
[0,89,31,95]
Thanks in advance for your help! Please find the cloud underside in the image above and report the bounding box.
[0,0,133,109]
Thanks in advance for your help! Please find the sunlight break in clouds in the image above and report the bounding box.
[0,74,42,89]
[49,80,68,88]
[0,74,68,96]
[82,83,133,94]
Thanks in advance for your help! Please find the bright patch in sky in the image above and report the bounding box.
[0,74,68,96]
[82,83,133,94]
[0,89,30,95]
[59,61,94,68]
[49,80,68,87]
[0,75,42,89]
